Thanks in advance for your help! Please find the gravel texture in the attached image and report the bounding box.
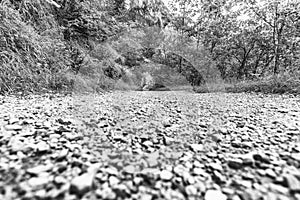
[0,91,299,200]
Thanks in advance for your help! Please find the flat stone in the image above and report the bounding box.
[208,163,223,171]
[36,141,51,153]
[27,164,53,175]
[205,190,227,200]
[70,165,99,196]
[265,168,277,179]
[123,165,136,174]
[109,176,120,186]
[160,170,173,181]
[185,185,198,196]
[227,158,243,169]
[28,177,49,188]
[283,174,300,192]
[190,144,204,152]
[5,124,22,131]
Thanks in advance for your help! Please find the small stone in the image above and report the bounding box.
[185,185,198,196]
[227,158,243,169]
[190,144,204,152]
[204,190,227,200]
[253,153,270,163]
[36,141,51,153]
[213,171,227,184]
[291,153,300,162]
[268,183,289,194]
[98,187,116,199]
[70,171,96,195]
[208,163,223,171]
[222,188,235,195]
[123,165,136,174]
[28,177,49,188]
[27,164,53,175]
[142,140,153,147]
[163,136,174,145]
[265,168,276,179]
[35,189,47,199]
[57,149,69,161]
[109,176,120,186]
[54,176,68,186]
[160,170,173,181]
[5,124,22,131]
[140,193,152,200]
[64,132,82,141]
[174,164,186,176]
[283,174,300,192]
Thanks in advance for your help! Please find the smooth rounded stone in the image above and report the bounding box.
[242,173,255,181]
[143,140,154,147]
[123,165,136,174]
[63,132,82,141]
[5,124,22,131]
[49,133,61,139]
[8,138,26,152]
[283,174,300,192]
[34,189,47,199]
[36,141,51,153]
[160,170,173,181]
[222,188,235,195]
[139,193,152,200]
[204,190,227,200]
[70,171,96,195]
[163,136,174,146]
[56,149,69,161]
[109,176,120,186]
[174,164,187,176]
[193,167,207,176]
[268,183,289,194]
[185,185,198,196]
[96,187,116,199]
[227,158,243,169]
[291,153,300,162]
[28,176,49,188]
[208,163,223,171]
[54,176,68,186]
[27,164,53,175]
[253,153,270,163]
[265,168,277,179]
[190,144,204,152]
[213,171,227,184]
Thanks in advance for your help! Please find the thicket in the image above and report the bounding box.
[0,0,124,94]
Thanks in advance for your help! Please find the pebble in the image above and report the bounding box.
[5,124,22,131]
[204,190,227,200]
[70,171,95,195]
[283,174,300,192]
[27,164,53,175]
[185,185,198,196]
[190,144,204,152]
[227,158,243,169]
[36,141,51,153]
[28,177,49,188]
[160,170,173,181]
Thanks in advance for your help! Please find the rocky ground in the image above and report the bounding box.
[0,91,300,200]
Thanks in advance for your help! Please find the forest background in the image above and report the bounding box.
[0,0,299,94]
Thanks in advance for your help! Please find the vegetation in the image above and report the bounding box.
[0,0,299,94]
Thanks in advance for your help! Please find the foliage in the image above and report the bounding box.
[168,0,300,81]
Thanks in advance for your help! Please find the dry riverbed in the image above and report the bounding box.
[0,91,300,200]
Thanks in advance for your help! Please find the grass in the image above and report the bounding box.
[194,75,300,95]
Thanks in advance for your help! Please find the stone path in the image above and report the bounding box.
[0,91,299,200]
